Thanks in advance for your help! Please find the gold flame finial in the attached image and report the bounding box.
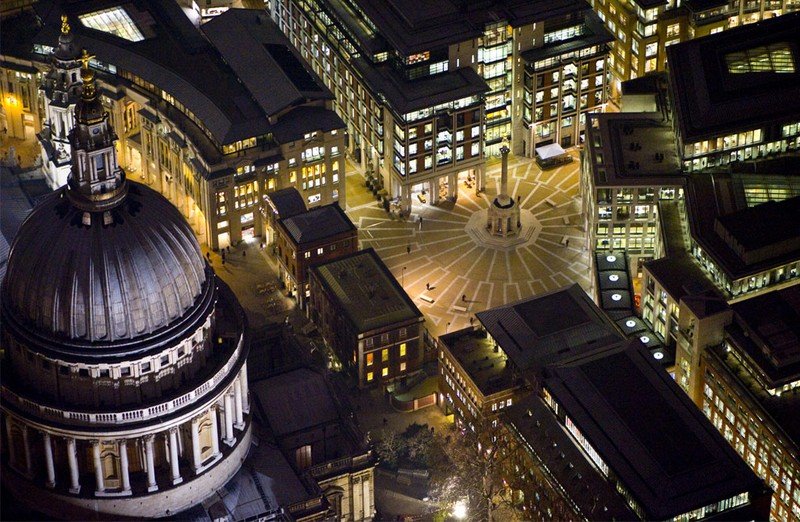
[61,14,70,35]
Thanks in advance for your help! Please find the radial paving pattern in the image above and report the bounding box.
[346,154,591,336]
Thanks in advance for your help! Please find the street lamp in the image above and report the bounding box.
[401,266,406,286]
[446,321,451,333]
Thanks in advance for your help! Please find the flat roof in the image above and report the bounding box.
[586,113,683,188]
[348,0,588,56]
[644,255,723,306]
[439,328,518,397]
[311,248,422,333]
[475,284,623,375]
[253,368,340,437]
[279,203,356,246]
[714,196,800,253]
[658,200,689,258]
[667,12,800,142]
[686,172,800,279]
[544,340,765,519]
[731,284,800,376]
[353,57,488,116]
[521,11,613,63]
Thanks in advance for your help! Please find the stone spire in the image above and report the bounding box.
[66,49,127,212]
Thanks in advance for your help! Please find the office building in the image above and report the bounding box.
[270,0,613,212]
[0,54,251,518]
[581,112,684,270]
[589,0,800,99]
[0,2,346,250]
[506,338,772,520]
[438,284,624,424]
[275,202,358,308]
[667,14,800,172]
[308,249,424,389]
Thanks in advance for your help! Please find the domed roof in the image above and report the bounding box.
[2,182,209,345]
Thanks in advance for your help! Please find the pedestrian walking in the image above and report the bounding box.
[426,282,430,291]
[407,244,411,255]
[462,294,467,302]
[418,216,423,230]
[243,250,246,257]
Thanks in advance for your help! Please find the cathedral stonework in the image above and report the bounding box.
[1,47,251,519]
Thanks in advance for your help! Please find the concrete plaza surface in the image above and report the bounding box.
[345,153,592,338]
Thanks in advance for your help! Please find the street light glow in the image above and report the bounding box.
[453,500,468,519]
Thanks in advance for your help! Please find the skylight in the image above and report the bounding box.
[725,44,795,74]
[79,7,145,43]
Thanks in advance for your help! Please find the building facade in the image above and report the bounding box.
[270,0,613,211]
[1,2,346,251]
[275,203,359,308]
[0,54,251,519]
[308,249,424,389]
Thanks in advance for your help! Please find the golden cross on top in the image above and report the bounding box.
[61,15,70,35]
[79,49,95,70]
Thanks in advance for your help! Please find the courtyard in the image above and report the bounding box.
[345,152,592,337]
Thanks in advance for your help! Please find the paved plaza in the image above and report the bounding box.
[346,153,592,337]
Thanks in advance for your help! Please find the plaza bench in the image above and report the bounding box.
[561,236,569,246]
[419,295,435,303]
[562,216,569,225]
[545,197,557,207]
[452,305,468,313]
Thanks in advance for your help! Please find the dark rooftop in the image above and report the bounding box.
[730,284,800,377]
[521,11,613,64]
[544,340,766,520]
[279,203,356,246]
[347,0,589,56]
[586,113,683,188]
[475,284,623,376]
[644,255,723,306]
[686,173,800,279]
[311,248,422,333]
[438,327,519,397]
[668,12,800,143]
[353,57,488,116]
[714,197,800,263]
[26,2,338,155]
[264,188,307,220]
[202,10,332,116]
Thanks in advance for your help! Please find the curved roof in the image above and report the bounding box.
[2,181,208,347]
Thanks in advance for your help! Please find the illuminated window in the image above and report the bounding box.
[400,362,407,372]
[726,44,795,74]
[79,7,145,42]
[367,372,374,382]
[381,348,389,362]
[399,343,407,357]
[366,353,374,366]
[382,367,389,377]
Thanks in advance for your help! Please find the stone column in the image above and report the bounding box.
[191,417,202,473]
[144,435,158,492]
[499,143,510,197]
[119,440,131,493]
[168,428,183,485]
[234,379,245,430]
[67,437,81,494]
[4,416,15,469]
[43,432,56,488]
[21,424,32,477]
[239,366,250,413]
[92,440,105,494]
[223,393,235,446]
[210,407,221,457]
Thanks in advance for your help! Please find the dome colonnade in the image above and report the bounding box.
[0,42,251,519]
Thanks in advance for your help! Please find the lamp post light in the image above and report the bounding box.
[402,266,406,286]
[446,321,451,333]
[452,500,468,520]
